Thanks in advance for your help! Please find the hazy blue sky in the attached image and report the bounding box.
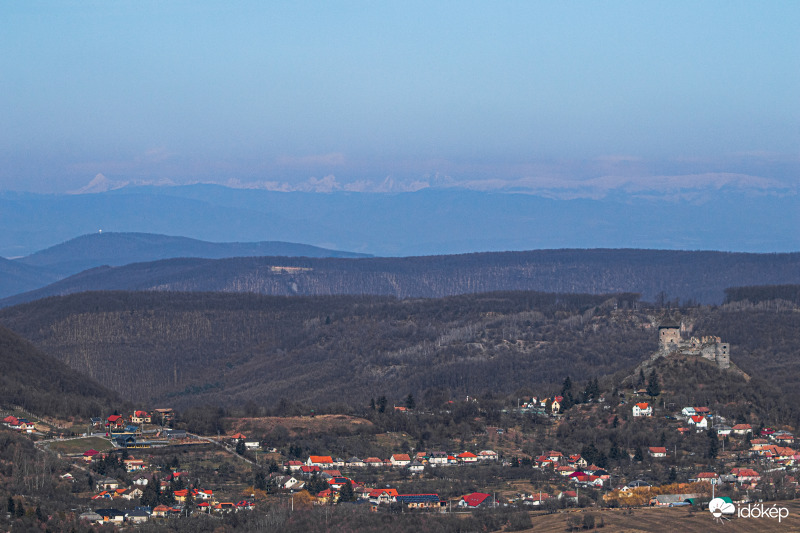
[1,1,798,195]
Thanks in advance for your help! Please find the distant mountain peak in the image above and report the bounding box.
[69,173,130,194]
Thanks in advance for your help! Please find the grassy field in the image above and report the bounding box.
[523,500,800,532]
[225,415,374,437]
[48,436,113,455]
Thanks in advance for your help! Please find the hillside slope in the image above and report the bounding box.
[2,290,798,417]
[0,257,61,300]
[0,324,123,418]
[0,290,653,408]
[15,231,371,277]
[2,249,800,307]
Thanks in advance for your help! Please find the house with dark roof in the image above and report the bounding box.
[95,508,125,523]
[396,494,444,509]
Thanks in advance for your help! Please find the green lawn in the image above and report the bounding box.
[48,436,114,454]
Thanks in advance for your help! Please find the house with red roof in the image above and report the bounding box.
[732,423,752,436]
[286,460,303,472]
[557,465,576,476]
[558,490,579,504]
[390,454,411,467]
[695,472,719,484]
[478,450,498,461]
[213,502,237,514]
[106,415,124,428]
[369,488,399,505]
[688,415,708,430]
[551,396,563,414]
[547,451,564,462]
[458,492,495,508]
[306,455,334,467]
[316,488,335,503]
[83,449,100,463]
[327,477,352,490]
[131,411,151,424]
[632,403,652,417]
[567,454,587,468]
[364,457,384,468]
[731,467,761,484]
[524,493,550,506]
[648,447,667,458]
[457,451,478,464]
[3,415,20,428]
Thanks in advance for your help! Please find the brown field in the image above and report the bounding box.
[521,500,800,532]
[224,414,374,437]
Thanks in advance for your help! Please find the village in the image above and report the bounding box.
[2,324,798,527]
[3,389,798,525]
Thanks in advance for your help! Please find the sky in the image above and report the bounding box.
[1,1,798,196]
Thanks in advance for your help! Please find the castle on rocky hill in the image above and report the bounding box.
[657,322,730,369]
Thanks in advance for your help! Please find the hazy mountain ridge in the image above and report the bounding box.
[0,231,371,299]
[1,185,798,258]
[0,257,61,300]
[2,249,800,308]
[16,231,371,277]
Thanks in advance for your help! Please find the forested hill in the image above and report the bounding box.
[3,249,800,307]
[724,284,800,306]
[2,290,798,419]
[14,231,372,278]
[0,325,124,419]
[0,257,61,300]
[0,290,652,408]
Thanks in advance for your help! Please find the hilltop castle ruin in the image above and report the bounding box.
[658,322,730,369]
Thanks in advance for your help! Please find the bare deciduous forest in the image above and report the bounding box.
[2,287,799,417]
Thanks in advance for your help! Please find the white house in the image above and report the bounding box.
[390,454,411,467]
[408,461,425,474]
[478,450,498,461]
[689,415,708,430]
[648,447,667,458]
[633,403,653,417]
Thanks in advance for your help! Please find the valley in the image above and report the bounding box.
[1,286,800,531]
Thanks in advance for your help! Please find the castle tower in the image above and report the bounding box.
[658,322,681,351]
